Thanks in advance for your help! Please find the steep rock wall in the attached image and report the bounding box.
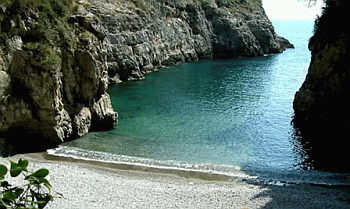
[0,0,292,155]
[87,0,293,82]
[0,2,117,156]
[293,0,350,135]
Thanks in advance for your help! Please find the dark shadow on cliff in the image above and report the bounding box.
[293,0,350,173]
[0,138,58,157]
[0,127,60,157]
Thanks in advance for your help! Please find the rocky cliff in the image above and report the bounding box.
[293,0,350,135]
[0,0,292,156]
[91,0,293,82]
[292,0,350,170]
[0,0,118,156]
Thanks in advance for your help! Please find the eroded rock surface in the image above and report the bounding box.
[0,3,117,155]
[0,0,291,155]
[90,0,293,82]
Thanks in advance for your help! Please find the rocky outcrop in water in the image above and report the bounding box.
[293,0,350,134]
[88,0,293,82]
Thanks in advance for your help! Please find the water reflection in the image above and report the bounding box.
[291,116,350,172]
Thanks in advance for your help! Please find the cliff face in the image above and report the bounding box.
[0,0,292,156]
[293,0,350,133]
[89,0,293,82]
[0,1,118,156]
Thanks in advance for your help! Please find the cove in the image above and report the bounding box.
[53,21,350,185]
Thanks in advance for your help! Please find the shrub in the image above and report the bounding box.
[0,159,56,209]
[23,42,61,67]
[310,0,350,47]
[3,0,72,18]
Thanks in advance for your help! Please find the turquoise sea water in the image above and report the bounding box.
[50,20,350,185]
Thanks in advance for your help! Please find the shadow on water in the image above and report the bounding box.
[255,122,350,208]
[255,183,350,208]
[249,115,350,209]
[290,115,350,173]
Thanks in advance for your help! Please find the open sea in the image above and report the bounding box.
[49,20,350,186]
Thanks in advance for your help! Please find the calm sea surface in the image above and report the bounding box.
[50,20,350,185]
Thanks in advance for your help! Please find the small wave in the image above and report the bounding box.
[244,169,350,187]
[47,146,255,182]
[48,146,350,187]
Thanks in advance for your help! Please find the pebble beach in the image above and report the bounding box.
[1,153,350,209]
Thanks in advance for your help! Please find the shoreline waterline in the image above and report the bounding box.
[43,146,350,187]
[46,147,252,182]
[1,152,350,208]
[3,150,350,188]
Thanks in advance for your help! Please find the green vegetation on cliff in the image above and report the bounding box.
[0,0,74,67]
[311,0,349,47]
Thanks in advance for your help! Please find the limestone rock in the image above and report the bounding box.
[0,0,291,155]
[73,106,91,138]
[91,92,118,131]
[0,9,117,155]
[0,71,10,98]
[90,0,293,82]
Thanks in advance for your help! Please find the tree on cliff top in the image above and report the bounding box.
[303,0,318,7]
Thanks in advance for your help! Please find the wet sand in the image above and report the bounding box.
[1,152,349,209]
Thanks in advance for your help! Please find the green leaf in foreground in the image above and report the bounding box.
[13,188,24,199]
[38,177,52,191]
[0,165,7,177]
[0,159,56,208]
[29,168,49,178]
[3,191,16,202]
[18,159,29,169]
[25,175,52,191]
[10,161,22,177]
[10,159,29,177]
[25,168,51,191]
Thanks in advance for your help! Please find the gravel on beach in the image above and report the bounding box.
[1,153,349,209]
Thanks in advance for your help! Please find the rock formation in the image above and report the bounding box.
[0,0,292,156]
[0,1,117,156]
[90,0,294,82]
[293,0,350,135]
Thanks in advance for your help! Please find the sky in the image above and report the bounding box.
[262,0,324,20]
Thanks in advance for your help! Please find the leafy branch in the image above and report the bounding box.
[0,159,58,209]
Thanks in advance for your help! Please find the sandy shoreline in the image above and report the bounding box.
[1,153,349,209]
